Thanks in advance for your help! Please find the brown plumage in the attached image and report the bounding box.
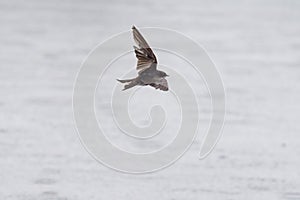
[117,26,169,91]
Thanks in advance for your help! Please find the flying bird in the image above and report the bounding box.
[117,26,169,91]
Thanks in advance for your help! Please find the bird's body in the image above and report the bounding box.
[117,26,169,91]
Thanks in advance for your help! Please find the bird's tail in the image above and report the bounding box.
[117,78,138,91]
[117,78,136,83]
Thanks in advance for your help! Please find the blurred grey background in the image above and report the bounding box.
[0,0,299,199]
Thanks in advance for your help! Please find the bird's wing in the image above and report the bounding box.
[149,78,168,91]
[132,26,157,73]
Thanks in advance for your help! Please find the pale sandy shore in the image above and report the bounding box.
[0,0,300,199]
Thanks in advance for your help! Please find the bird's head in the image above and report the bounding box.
[159,71,169,78]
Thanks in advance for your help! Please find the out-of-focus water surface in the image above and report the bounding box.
[1,0,300,199]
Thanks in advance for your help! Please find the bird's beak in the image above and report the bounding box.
[166,75,169,77]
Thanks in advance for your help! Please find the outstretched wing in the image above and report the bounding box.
[132,26,157,73]
[149,78,168,91]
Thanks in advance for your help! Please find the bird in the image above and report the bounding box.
[117,26,169,91]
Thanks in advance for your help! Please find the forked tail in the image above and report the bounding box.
[116,78,135,83]
[117,78,138,91]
